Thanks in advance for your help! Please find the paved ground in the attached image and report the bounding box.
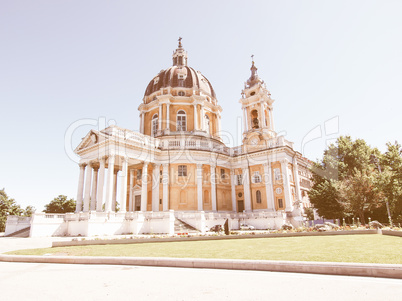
[1,237,401,300]
[0,262,401,301]
[0,236,73,253]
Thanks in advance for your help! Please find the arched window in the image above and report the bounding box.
[256,190,262,203]
[204,114,210,134]
[152,114,158,136]
[177,110,186,131]
[251,109,259,129]
[178,91,185,96]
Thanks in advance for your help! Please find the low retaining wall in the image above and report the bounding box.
[1,255,401,279]
[52,229,379,248]
[382,230,402,237]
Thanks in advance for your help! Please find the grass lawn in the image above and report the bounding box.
[6,234,402,264]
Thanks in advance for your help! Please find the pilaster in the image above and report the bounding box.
[152,164,161,212]
[141,162,149,211]
[197,164,203,211]
[210,164,217,211]
[281,159,293,212]
[162,163,169,211]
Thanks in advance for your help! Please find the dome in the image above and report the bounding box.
[144,66,216,99]
[143,39,216,102]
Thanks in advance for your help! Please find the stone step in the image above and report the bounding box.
[5,226,31,238]
[174,218,199,234]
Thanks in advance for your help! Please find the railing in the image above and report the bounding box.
[159,136,293,157]
[89,126,294,157]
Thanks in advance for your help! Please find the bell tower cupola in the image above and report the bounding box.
[240,56,276,145]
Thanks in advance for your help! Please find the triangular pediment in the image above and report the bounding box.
[75,130,102,152]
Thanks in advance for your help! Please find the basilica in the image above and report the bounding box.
[5,39,312,237]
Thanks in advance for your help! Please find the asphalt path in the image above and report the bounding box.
[0,262,401,301]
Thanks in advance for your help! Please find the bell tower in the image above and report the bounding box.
[240,57,276,146]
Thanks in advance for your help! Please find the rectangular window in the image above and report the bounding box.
[152,118,158,137]
[160,170,163,183]
[177,116,186,131]
[137,169,142,181]
[253,171,261,183]
[278,198,283,208]
[221,168,225,179]
[178,165,187,177]
[274,168,281,181]
[236,174,243,185]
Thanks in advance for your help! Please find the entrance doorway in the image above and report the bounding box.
[135,195,141,211]
[237,200,244,212]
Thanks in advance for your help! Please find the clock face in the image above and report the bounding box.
[275,187,282,195]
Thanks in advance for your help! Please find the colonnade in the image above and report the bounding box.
[76,157,300,214]
[75,155,128,213]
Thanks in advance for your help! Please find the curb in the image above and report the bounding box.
[52,230,379,248]
[0,254,401,279]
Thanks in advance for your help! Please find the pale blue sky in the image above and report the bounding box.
[1,0,401,210]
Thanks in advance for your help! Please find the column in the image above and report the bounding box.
[96,158,106,212]
[242,108,248,133]
[193,104,198,131]
[112,170,118,211]
[210,165,217,211]
[105,155,115,212]
[166,103,170,132]
[217,113,222,135]
[242,168,252,211]
[119,157,128,213]
[158,104,162,132]
[293,159,302,201]
[264,163,275,211]
[269,109,275,131]
[281,159,293,212]
[75,163,86,212]
[201,105,205,131]
[196,164,203,211]
[162,163,169,211]
[141,162,148,211]
[141,112,145,134]
[260,103,266,128]
[83,163,93,212]
[152,164,160,212]
[230,169,236,212]
[90,167,98,211]
[128,170,134,212]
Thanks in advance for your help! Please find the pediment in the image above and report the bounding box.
[133,184,142,191]
[75,130,101,152]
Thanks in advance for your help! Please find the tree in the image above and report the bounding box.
[337,168,383,224]
[24,205,36,217]
[380,142,402,224]
[0,188,24,232]
[308,176,343,219]
[43,195,76,213]
[308,136,379,222]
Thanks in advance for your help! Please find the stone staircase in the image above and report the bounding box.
[174,218,199,234]
[5,226,31,238]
